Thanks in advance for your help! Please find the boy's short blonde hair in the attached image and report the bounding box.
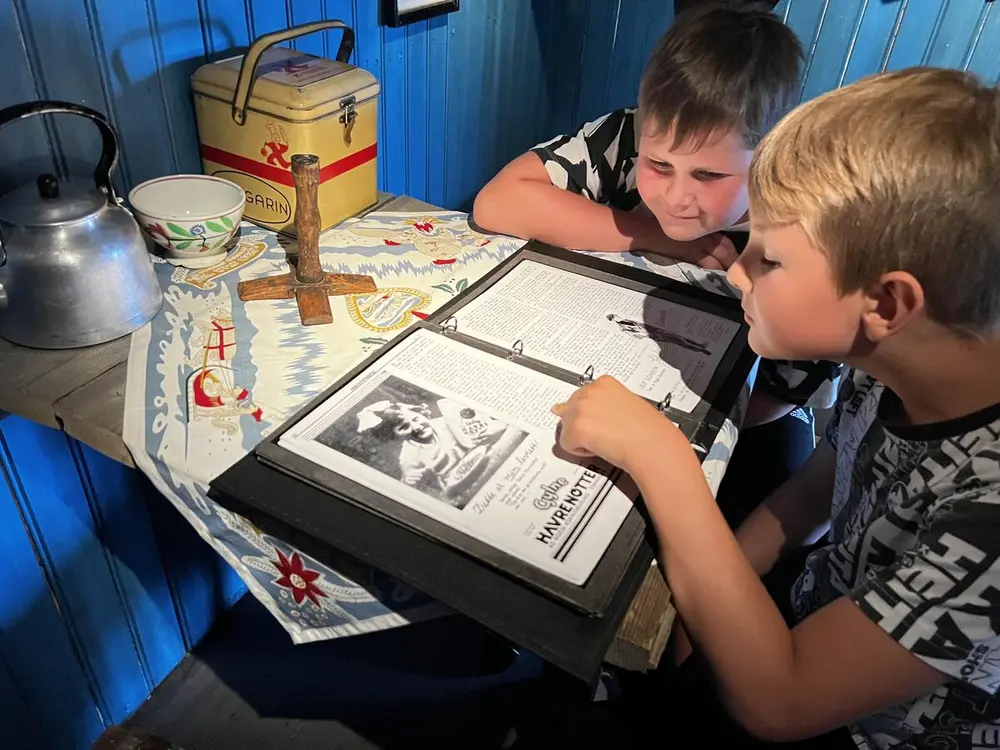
[638,2,802,148]
[750,67,1000,338]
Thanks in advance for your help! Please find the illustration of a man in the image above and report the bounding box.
[355,398,506,495]
[606,313,711,355]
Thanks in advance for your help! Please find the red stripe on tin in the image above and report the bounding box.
[199,143,377,187]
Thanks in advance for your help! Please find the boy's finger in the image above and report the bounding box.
[551,402,566,416]
[698,255,724,271]
[713,240,739,269]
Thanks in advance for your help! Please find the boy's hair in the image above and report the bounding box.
[750,67,1000,338]
[638,1,803,148]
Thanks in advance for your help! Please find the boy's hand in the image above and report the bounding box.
[633,215,738,270]
[551,375,689,474]
[688,232,739,270]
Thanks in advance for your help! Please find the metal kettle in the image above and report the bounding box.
[0,101,162,349]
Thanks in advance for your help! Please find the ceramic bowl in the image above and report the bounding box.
[129,175,245,259]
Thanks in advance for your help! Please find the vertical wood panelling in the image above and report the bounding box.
[923,0,991,70]
[473,0,502,196]
[781,0,830,100]
[606,0,656,113]
[200,0,253,54]
[9,0,109,186]
[0,0,56,195]
[0,416,239,749]
[72,444,186,687]
[289,0,325,56]
[883,0,949,71]
[1,418,155,723]
[382,23,409,196]
[248,0,290,42]
[442,0,486,209]
[140,475,246,653]
[425,14,449,207]
[839,0,904,84]
[515,1,550,161]
[90,0,177,191]
[405,21,429,199]
[0,424,106,749]
[0,651,41,750]
[799,0,867,100]
[491,0,522,180]
[575,0,624,125]
[538,0,588,142]
[145,0,210,176]
[967,2,1000,83]
[3,0,997,207]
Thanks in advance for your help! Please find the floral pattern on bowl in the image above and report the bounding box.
[144,217,238,255]
[129,174,246,260]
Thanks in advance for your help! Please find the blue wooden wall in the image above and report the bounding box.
[1,1,998,748]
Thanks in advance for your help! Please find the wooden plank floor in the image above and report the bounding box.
[126,594,543,749]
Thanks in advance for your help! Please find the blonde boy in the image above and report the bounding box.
[554,67,1000,747]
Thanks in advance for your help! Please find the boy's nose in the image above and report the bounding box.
[663,174,693,209]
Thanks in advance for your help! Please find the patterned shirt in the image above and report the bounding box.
[791,369,1000,748]
[531,108,841,409]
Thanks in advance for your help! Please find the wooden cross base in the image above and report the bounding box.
[237,271,376,326]
[237,152,376,326]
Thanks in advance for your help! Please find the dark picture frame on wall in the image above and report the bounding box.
[381,0,460,27]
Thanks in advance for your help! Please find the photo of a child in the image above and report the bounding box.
[315,376,527,510]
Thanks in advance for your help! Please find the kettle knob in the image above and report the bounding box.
[37,173,60,200]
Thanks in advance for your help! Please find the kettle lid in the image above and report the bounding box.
[0,173,107,227]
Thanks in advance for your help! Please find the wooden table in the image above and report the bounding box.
[0,194,676,674]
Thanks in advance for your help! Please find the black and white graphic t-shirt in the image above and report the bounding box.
[531,108,841,409]
[791,369,1000,749]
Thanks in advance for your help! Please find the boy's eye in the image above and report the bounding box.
[694,171,727,181]
[648,159,672,172]
[760,256,781,270]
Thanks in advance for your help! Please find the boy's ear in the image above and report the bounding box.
[860,271,925,341]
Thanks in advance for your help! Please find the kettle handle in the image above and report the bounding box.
[231,20,355,126]
[0,100,119,201]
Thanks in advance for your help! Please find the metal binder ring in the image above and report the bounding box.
[508,339,524,359]
[579,365,595,386]
[657,393,672,413]
[441,316,458,334]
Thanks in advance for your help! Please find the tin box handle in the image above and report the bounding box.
[231,20,356,126]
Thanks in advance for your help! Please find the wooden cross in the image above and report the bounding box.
[237,153,376,326]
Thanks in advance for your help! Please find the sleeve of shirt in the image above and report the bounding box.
[849,463,1000,694]
[757,358,844,410]
[530,108,637,209]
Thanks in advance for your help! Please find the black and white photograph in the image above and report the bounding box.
[314,376,527,510]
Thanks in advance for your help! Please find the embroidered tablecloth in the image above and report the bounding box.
[123,206,750,644]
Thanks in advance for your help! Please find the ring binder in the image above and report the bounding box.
[657,393,672,414]
[441,316,458,334]
[508,339,524,359]
[580,365,595,386]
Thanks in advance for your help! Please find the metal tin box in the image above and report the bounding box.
[191,21,379,235]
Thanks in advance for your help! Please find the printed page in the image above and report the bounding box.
[454,260,741,412]
[278,328,635,586]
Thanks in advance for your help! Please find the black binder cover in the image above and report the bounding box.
[209,242,755,679]
[210,453,654,682]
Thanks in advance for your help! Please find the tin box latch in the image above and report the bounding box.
[339,95,357,145]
